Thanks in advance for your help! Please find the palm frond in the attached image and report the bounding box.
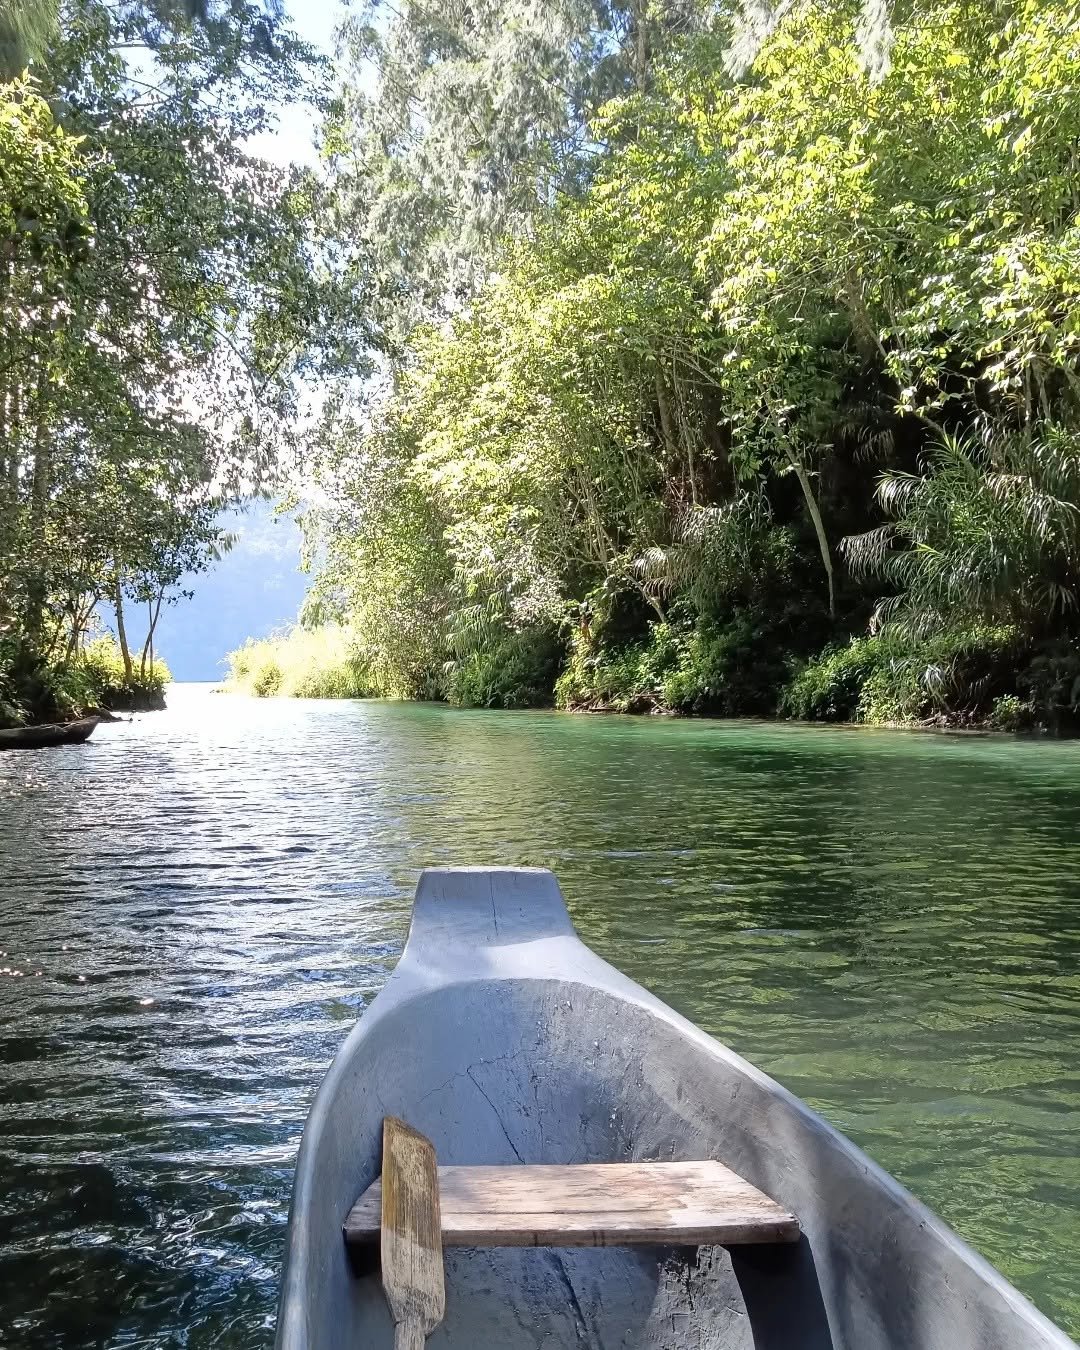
[845,424,1080,639]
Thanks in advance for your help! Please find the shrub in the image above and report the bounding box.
[445,626,563,708]
[661,614,791,716]
[555,622,681,712]
[226,626,376,699]
[290,654,373,698]
[0,636,30,727]
[988,695,1034,732]
[782,627,1024,725]
[0,635,169,725]
[556,614,795,716]
[845,427,1080,642]
[635,497,798,620]
[79,637,170,709]
[251,656,283,697]
[862,627,1021,725]
[780,637,889,721]
[1018,640,1080,734]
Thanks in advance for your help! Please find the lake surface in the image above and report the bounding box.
[1,686,1079,1346]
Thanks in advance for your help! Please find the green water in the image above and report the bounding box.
[1,688,1078,1344]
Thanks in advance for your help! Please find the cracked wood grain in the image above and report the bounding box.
[349,1160,799,1251]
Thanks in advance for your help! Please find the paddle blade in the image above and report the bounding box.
[380,1117,445,1343]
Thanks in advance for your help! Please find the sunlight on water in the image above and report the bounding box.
[1,686,1079,1346]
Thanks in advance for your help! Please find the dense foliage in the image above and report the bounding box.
[0,632,170,725]
[10,0,1080,730]
[280,0,1080,728]
[1,0,358,724]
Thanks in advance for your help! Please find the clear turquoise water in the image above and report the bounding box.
[1,686,1078,1345]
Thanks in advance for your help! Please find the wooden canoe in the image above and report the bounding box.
[0,715,99,751]
[276,867,1077,1350]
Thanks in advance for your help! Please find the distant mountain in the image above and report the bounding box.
[138,501,310,682]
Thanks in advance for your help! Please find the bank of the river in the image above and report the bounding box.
[225,622,1080,734]
[0,636,169,729]
[1,685,1078,1348]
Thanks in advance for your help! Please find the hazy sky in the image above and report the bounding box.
[153,502,310,681]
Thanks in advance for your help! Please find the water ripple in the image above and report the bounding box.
[1,689,1079,1345]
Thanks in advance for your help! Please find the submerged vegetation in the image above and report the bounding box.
[232,0,1080,730]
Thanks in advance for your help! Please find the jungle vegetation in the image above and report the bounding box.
[5,0,1079,730]
[235,0,1079,731]
[0,0,362,724]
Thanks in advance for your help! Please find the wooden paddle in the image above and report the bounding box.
[380,1117,446,1350]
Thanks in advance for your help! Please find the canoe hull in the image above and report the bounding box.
[0,716,99,750]
[276,868,1076,1350]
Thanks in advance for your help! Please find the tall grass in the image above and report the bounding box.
[225,625,375,698]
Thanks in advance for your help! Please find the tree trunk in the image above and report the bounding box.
[655,368,677,456]
[786,444,836,618]
[633,0,648,91]
[114,580,134,683]
[25,387,51,645]
[65,593,96,661]
[8,380,20,494]
[575,466,611,569]
[655,370,698,508]
[841,266,883,364]
[0,261,10,494]
[140,592,163,678]
[0,381,11,611]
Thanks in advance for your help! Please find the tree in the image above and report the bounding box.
[296,0,1080,723]
[1,0,365,719]
[327,0,707,348]
[0,0,57,77]
[0,75,89,636]
[845,426,1080,640]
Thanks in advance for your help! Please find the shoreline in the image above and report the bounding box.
[215,683,1072,739]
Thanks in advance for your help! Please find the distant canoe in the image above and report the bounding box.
[277,867,1077,1350]
[0,715,100,751]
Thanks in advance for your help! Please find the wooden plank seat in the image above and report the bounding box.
[344,1160,799,1252]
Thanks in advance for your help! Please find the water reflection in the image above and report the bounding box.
[1,688,1079,1345]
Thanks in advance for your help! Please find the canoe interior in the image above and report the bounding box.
[276,868,1076,1350]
